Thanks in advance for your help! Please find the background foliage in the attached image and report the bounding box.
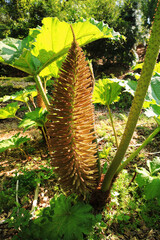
[0,0,158,71]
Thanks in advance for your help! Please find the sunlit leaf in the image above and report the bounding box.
[132,62,160,77]
[143,99,156,109]
[0,17,124,78]
[145,104,160,118]
[32,17,124,77]
[99,146,111,159]
[79,18,125,40]
[0,88,37,103]
[0,95,11,102]
[132,63,143,71]
[0,133,30,153]
[0,102,19,119]
[93,78,122,106]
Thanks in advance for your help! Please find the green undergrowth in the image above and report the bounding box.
[88,170,160,239]
[4,169,160,240]
[0,156,56,215]
[0,107,160,239]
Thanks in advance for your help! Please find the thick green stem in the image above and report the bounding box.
[34,75,50,111]
[101,1,160,192]
[116,126,160,175]
[107,104,119,148]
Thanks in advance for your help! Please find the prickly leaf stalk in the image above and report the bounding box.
[101,0,160,192]
[46,36,99,197]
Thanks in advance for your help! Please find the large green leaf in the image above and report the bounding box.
[0,133,30,153]
[136,168,151,187]
[82,18,125,40]
[40,195,98,240]
[113,79,137,96]
[93,78,122,106]
[0,17,123,78]
[0,102,19,119]
[32,17,123,77]
[115,76,160,110]
[0,30,41,74]
[147,76,160,105]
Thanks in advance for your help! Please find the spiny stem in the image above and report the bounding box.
[107,104,119,149]
[101,1,160,192]
[116,126,160,175]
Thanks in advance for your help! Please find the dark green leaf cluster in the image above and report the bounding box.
[9,194,100,240]
[0,189,16,213]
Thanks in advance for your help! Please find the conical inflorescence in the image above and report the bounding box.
[46,30,99,196]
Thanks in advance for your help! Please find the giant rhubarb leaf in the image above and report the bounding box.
[32,17,123,77]
[0,17,123,78]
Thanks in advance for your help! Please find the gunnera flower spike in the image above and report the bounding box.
[46,26,99,197]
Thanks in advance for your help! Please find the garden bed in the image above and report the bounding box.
[0,105,160,239]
